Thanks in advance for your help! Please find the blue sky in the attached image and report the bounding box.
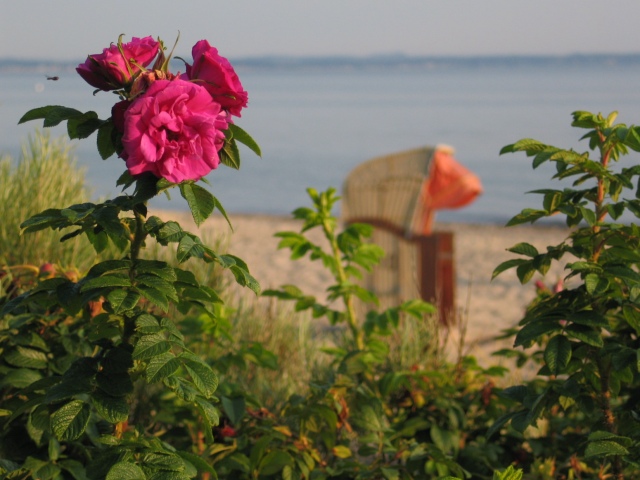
[2,1,640,61]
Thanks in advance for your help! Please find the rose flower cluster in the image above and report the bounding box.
[76,36,248,184]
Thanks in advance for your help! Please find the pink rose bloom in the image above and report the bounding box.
[76,36,160,91]
[182,40,248,117]
[120,79,228,183]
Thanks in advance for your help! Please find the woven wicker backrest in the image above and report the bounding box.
[342,146,436,236]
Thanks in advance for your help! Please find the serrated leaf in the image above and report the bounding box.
[136,285,170,312]
[145,353,180,383]
[492,259,528,280]
[180,183,214,227]
[136,275,178,300]
[67,111,102,139]
[141,452,185,472]
[565,325,604,347]
[175,452,216,478]
[177,235,206,263]
[228,123,261,157]
[194,396,220,427]
[135,260,177,282]
[219,137,241,169]
[507,243,539,257]
[18,105,84,127]
[516,261,536,284]
[544,335,572,375]
[514,321,561,347]
[180,353,218,398]
[51,400,90,441]
[132,333,172,360]
[92,391,130,423]
[584,440,629,457]
[107,289,141,314]
[81,275,131,292]
[97,121,117,160]
[5,346,48,369]
[0,368,43,388]
[133,314,160,336]
[106,462,146,480]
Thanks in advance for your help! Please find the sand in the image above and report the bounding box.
[156,209,573,366]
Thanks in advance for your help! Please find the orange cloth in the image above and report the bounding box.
[420,149,482,233]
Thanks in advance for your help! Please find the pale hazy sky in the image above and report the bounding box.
[2,1,640,61]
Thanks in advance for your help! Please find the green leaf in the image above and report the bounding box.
[179,183,215,227]
[5,346,48,369]
[51,400,91,441]
[180,353,218,398]
[492,259,527,280]
[136,275,178,301]
[0,368,43,388]
[177,235,206,263]
[132,333,172,360]
[81,275,132,292]
[506,208,548,226]
[228,123,261,157]
[18,105,83,127]
[136,285,170,312]
[92,391,130,423]
[105,462,146,480]
[97,121,116,159]
[175,452,217,478]
[332,445,352,459]
[193,396,220,429]
[135,314,161,335]
[67,111,102,139]
[507,243,539,257]
[107,289,141,314]
[258,451,293,476]
[584,440,629,458]
[514,321,561,347]
[219,137,241,169]
[516,262,536,284]
[145,352,181,383]
[565,324,604,348]
[221,396,246,426]
[544,335,572,375]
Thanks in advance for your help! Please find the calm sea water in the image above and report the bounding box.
[2,63,640,224]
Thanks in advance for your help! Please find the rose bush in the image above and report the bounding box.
[76,35,160,91]
[121,78,229,183]
[182,39,249,117]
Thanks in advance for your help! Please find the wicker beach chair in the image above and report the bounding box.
[342,145,481,325]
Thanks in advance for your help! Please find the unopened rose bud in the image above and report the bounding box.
[39,263,56,278]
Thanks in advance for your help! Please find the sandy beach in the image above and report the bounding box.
[157,210,573,366]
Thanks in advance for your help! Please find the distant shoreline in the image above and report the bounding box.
[3,52,640,73]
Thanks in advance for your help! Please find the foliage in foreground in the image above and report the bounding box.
[492,111,640,479]
[8,107,640,478]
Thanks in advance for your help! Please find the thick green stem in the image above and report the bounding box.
[322,218,364,351]
[130,209,148,266]
[597,356,623,479]
[124,208,148,343]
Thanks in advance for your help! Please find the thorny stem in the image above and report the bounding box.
[592,134,623,478]
[596,356,623,479]
[321,218,364,351]
[124,208,148,344]
[130,208,148,267]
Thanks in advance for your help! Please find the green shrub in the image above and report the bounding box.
[492,111,640,478]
